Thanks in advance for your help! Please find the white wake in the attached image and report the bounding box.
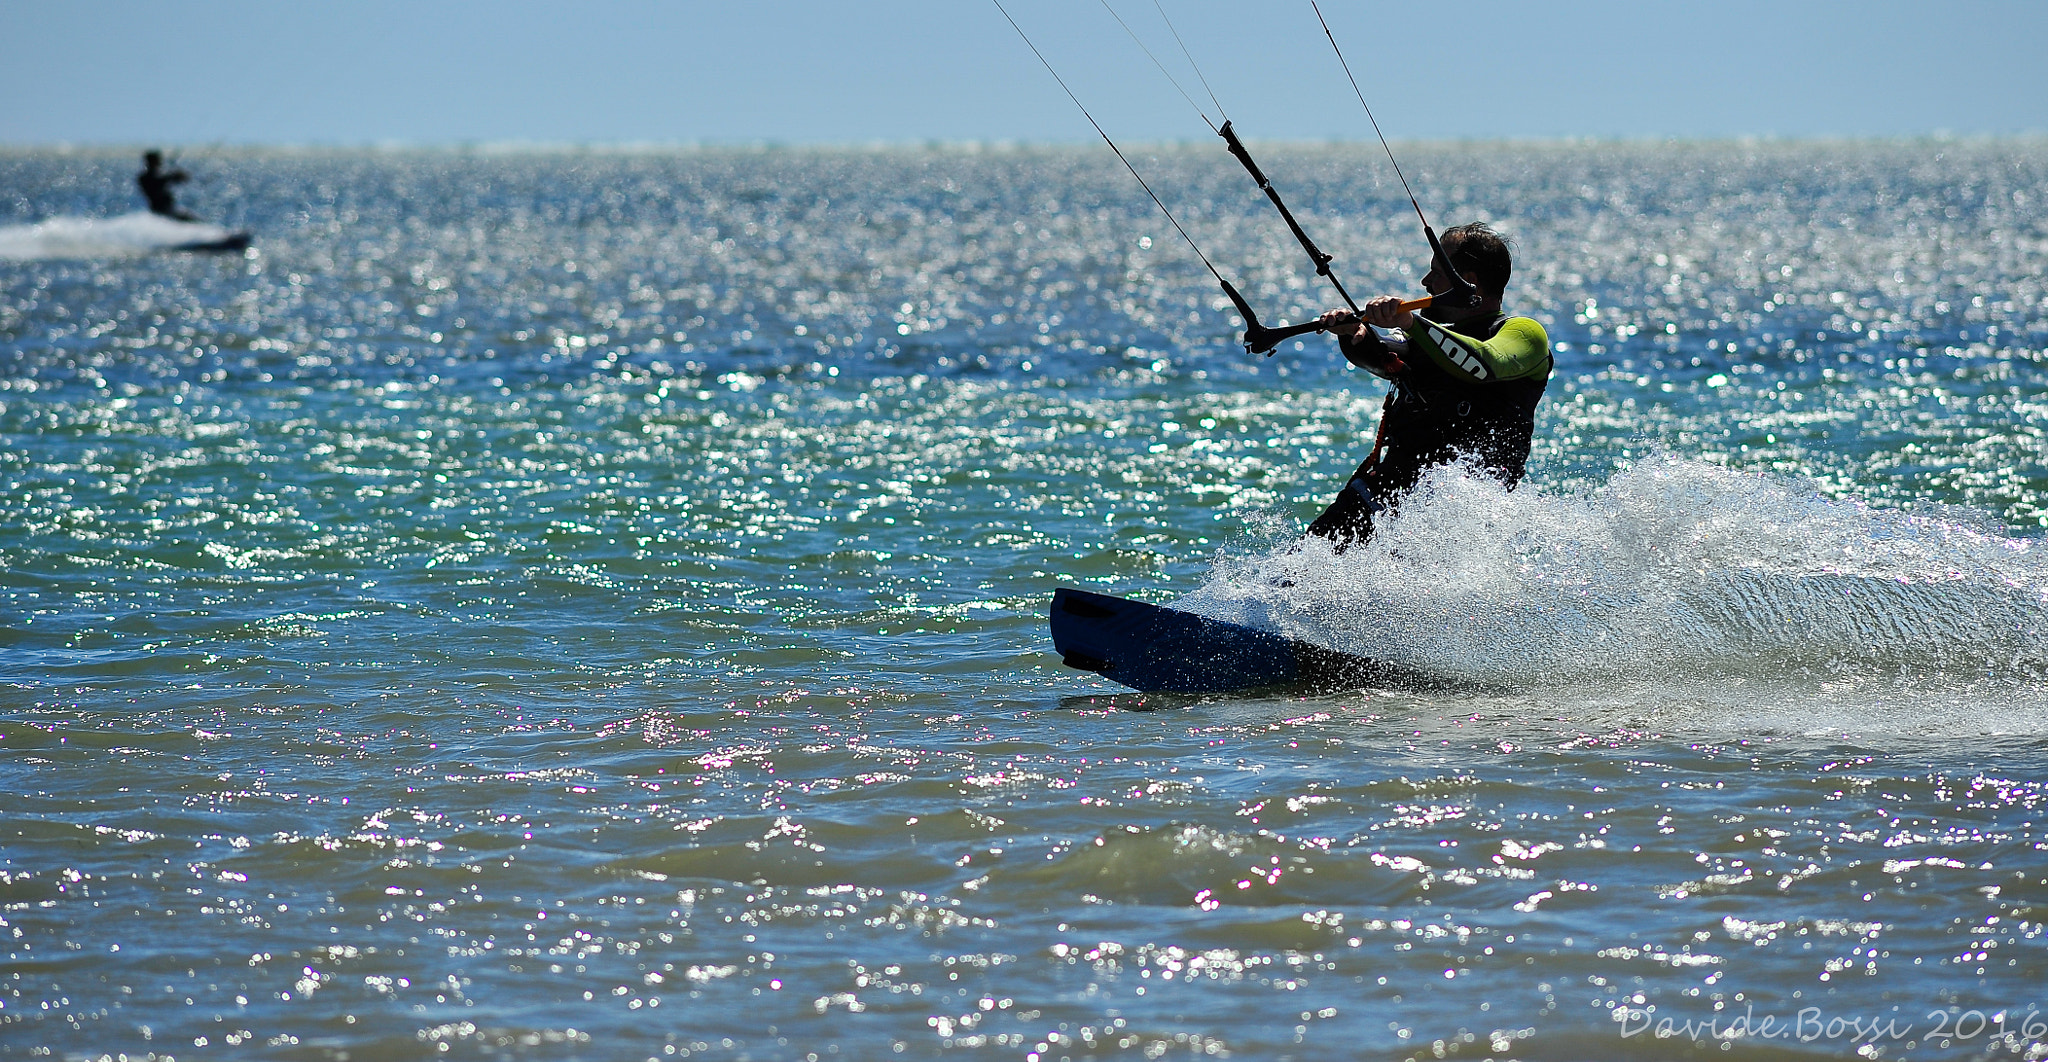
[0,212,244,260]
[1181,455,2048,699]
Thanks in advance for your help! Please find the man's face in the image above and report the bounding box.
[1423,249,1487,307]
[1422,261,1473,297]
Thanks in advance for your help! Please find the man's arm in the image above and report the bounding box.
[1316,309,1409,379]
[1339,325,1408,378]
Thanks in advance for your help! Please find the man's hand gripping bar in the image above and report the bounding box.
[1224,284,1436,357]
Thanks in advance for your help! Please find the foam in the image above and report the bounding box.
[1179,456,2048,698]
[0,212,241,260]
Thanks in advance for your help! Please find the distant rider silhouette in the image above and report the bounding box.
[137,150,198,221]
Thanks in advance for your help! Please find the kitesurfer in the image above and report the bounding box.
[1306,222,1552,549]
[136,150,198,221]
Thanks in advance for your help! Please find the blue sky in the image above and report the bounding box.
[4,0,2043,146]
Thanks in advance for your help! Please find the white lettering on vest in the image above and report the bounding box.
[1427,324,1490,380]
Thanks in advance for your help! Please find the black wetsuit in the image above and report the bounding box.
[1307,310,1553,547]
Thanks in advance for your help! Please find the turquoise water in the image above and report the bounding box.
[3,142,2047,1060]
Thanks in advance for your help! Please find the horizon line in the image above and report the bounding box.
[5,132,2045,155]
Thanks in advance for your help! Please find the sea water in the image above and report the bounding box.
[2,142,2045,1060]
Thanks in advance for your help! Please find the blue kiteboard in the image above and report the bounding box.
[1048,586,1392,694]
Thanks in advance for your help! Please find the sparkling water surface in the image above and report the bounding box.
[3,143,2047,1060]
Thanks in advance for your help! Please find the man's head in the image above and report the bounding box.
[144,150,163,169]
[1437,222,1513,300]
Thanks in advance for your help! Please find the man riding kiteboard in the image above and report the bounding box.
[137,150,198,222]
[1306,222,1552,549]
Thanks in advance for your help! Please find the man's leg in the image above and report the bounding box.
[1305,475,1380,552]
